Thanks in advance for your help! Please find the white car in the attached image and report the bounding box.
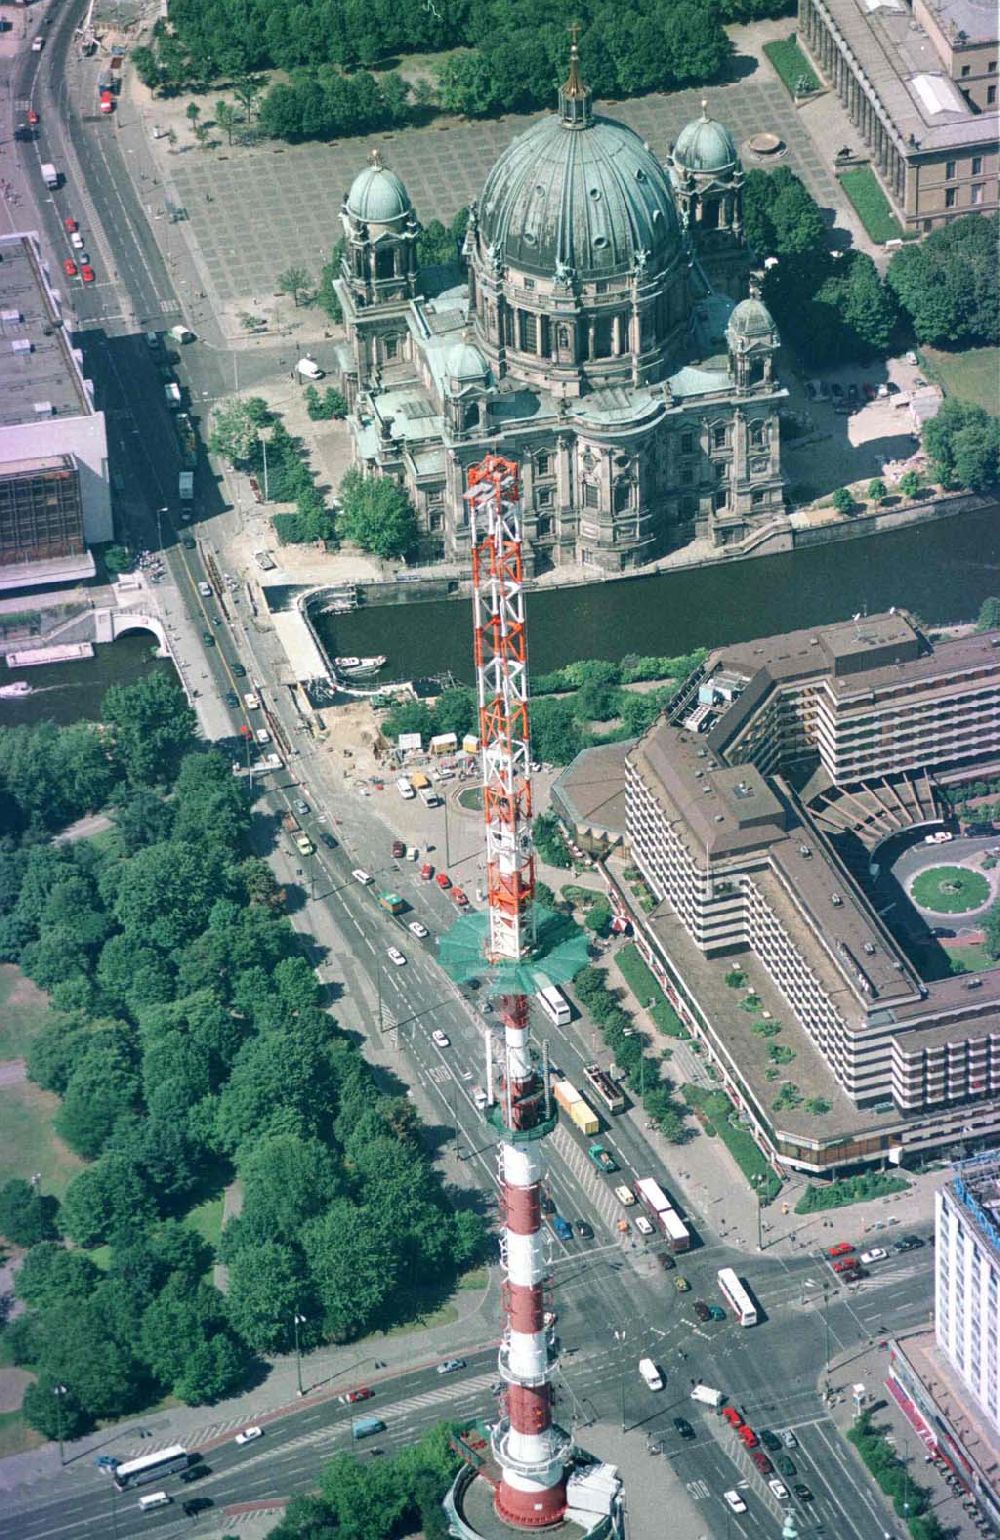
[243,693,260,710]
[431,1029,450,1049]
[352,869,373,885]
[768,1478,789,1500]
[387,946,406,967]
[780,1429,798,1449]
[197,581,213,597]
[634,1215,654,1236]
[408,920,429,939]
[860,1247,887,1265]
[723,1490,747,1514]
[235,1426,262,1445]
[614,1185,636,1207]
[255,727,271,745]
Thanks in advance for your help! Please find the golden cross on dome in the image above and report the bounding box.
[369,147,383,169]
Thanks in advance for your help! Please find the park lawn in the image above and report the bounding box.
[0,965,60,1063]
[922,346,1000,413]
[616,943,689,1039]
[0,1411,42,1459]
[910,865,990,913]
[945,943,996,974]
[0,1079,83,1198]
[763,36,820,97]
[184,1194,225,1253]
[839,166,905,243]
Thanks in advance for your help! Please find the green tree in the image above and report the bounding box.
[210,396,268,466]
[0,1178,60,1246]
[34,1298,149,1419]
[21,1374,91,1441]
[185,100,201,132]
[215,99,238,144]
[113,841,231,952]
[337,468,418,560]
[984,899,1000,960]
[113,786,174,854]
[232,73,264,123]
[15,1243,99,1309]
[59,1153,156,1248]
[831,488,854,515]
[742,167,825,258]
[55,1036,141,1160]
[975,597,1000,632]
[533,810,571,867]
[923,398,999,493]
[278,266,313,307]
[898,470,922,499]
[867,478,887,503]
[224,1240,311,1352]
[303,1202,398,1340]
[103,673,196,786]
[886,214,998,346]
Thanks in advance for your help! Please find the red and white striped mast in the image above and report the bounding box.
[468,454,569,1529]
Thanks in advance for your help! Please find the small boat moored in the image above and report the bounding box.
[334,655,387,675]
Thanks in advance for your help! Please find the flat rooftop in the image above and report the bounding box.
[918,0,998,47]
[894,1329,1000,1481]
[0,233,91,431]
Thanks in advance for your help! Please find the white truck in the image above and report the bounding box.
[164,382,182,409]
[178,471,194,502]
[689,1383,724,1409]
[396,777,415,800]
[41,163,59,189]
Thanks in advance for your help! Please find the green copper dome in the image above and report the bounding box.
[672,105,739,174]
[727,296,778,347]
[346,159,412,225]
[478,50,681,281]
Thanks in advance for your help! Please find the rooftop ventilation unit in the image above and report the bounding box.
[33,401,53,416]
[11,338,31,354]
[863,942,876,955]
[799,844,812,857]
[831,894,843,907]
[1,308,22,325]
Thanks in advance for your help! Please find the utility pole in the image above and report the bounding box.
[376,960,383,1037]
[53,1383,67,1465]
[444,793,451,870]
[613,1328,627,1432]
[293,1312,307,1397]
[755,1176,764,1252]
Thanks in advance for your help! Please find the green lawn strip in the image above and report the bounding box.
[763,36,820,97]
[682,1085,782,1202]
[921,345,1000,413]
[847,1412,942,1539]
[0,965,62,1063]
[0,1080,84,1197]
[456,1266,489,1291]
[909,865,990,914]
[0,1410,42,1459]
[838,167,906,243]
[615,944,690,1039]
[183,1194,225,1253]
[795,1172,909,1213]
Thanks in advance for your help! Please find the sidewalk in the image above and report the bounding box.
[824,1337,980,1540]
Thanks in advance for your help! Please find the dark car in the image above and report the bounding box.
[183,1498,214,1516]
[180,1464,210,1483]
[775,1454,797,1478]
[750,1449,774,1475]
[224,691,238,708]
[550,1214,573,1242]
[202,631,215,646]
[540,1194,555,1215]
[793,1483,813,1502]
[574,1219,594,1240]
[232,662,246,677]
[760,1429,781,1452]
[657,1251,675,1271]
[320,832,337,849]
[693,1300,711,1322]
[673,1417,695,1440]
[465,976,481,991]
[900,1233,924,1250]
[181,536,196,549]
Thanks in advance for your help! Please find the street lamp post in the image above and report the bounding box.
[259,425,273,503]
[292,1312,307,1397]
[613,1327,627,1433]
[53,1383,68,1465]
[754,1175,764,1252]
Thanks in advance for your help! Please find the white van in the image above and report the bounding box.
[169,324,196,344]
[396,777,415,800]
[472,1086,489,1111]
[296,357,323,380]
[138,1491,171,1512]
[638,1357,664,1392]
[690,1383,724,1409]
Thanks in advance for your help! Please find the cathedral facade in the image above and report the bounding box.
[334,50,787,576]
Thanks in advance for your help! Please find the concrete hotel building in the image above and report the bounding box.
[797,0,999,230]
[613,612,1000,1174]
[884,1153,1000,1530]
[0,231,111,592]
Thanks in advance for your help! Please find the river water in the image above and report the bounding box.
[0,635,175,728]
[316,507,1000,683]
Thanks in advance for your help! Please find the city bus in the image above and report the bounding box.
[717,1267,758,1327]
[536,985,571,1028]
[113,1445,190,1491]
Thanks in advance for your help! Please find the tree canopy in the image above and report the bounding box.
[886,214,999,348]
[923,399,1000,494]
[337,468,419,561]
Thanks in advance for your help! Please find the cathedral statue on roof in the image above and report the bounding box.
[333,47,786,575]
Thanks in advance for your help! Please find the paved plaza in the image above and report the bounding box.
[160,67,847,311]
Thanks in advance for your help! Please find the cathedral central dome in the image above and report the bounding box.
[477,49,682,282]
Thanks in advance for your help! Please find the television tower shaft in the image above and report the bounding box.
[468,456,569,1528]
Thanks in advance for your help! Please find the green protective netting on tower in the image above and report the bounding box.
[436,902,590,995]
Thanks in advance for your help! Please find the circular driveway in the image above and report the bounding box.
[908,864,992,916]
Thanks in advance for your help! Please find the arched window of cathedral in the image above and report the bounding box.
[594,316,613,358]
[375,248,394,280]
[520,312,538,353]
[557,324,571,350]
[712,424,728,450]
[613,479,632,514]
[749,359,765,385]
[702,199,719,230]
[464,404,479,432]
[540,316,552,357]
[750,419,767,447]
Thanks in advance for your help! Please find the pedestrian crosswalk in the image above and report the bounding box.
[685,1478,711,1500]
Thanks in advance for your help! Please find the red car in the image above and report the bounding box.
[738,1427,759,1449]
[832,1257,858,1274]
[435,871,451,890]
[722,1407,742,1428]
[827,1243,854,1259]
[64,216,78,233]
[337,1386,373,1405]
[451,887,469,907]
[27,109,40,126]
[62,258,77,278]
[80,265,95,284]
[420,862,434,881]
[751,1449,774,1475]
